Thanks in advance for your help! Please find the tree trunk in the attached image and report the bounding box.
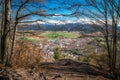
[1,0,11,65]
[0,1,4,62]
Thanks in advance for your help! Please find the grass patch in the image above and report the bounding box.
[17,37,38,43]
[44,31,79,39]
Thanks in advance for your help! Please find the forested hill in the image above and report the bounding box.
[18,23,98,32]
[18,23,120,33]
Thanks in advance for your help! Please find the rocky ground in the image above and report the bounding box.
[2,31,110,80]
[32,37,104,62]
[16,31,104,61]
[0,59,112,80]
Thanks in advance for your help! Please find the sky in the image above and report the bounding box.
[12,0,120,26]
[23,0,86,23]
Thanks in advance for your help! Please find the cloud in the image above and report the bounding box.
[52,14,63,18]
[20,17,104,25]
[44,17,93,25]
[40,18,93,25]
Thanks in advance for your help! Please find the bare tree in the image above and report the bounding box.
[8,0,45,65]
[1,0,12,66]
[72,0,120,80]
[0,0,46,65]
[0,0,68,66]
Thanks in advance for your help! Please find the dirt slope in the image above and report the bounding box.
[0,59,112,80]
[40,59,112,80]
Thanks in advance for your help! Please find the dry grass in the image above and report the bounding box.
[12,40,45,68]
[40,59,111,80]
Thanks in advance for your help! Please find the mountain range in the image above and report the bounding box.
[18,20,120,33]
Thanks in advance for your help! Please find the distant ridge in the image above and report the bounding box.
[18,23,97,33]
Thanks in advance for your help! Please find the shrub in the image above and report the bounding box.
[12,40,45,68]
[54,47,63,60]
[78,45,109,69]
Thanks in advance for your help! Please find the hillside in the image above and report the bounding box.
[0,59,112,80]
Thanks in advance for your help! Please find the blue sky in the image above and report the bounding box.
[11,0,88,22]
[12,0,119,26]
[30,0,85,21]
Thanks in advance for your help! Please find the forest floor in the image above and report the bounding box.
[0,59,112,80]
